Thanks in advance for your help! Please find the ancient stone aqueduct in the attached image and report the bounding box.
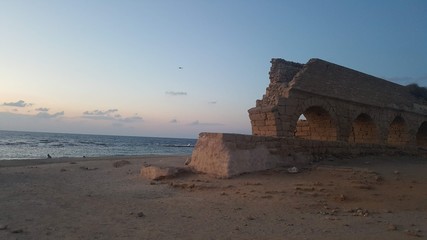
[189,58,427,178]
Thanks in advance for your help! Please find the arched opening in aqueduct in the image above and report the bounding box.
[387,116,409,146]
[416,122,427,148]
[294,106,337,141]
[349,113,380,144]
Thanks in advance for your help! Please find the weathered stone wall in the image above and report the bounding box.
[294,120,310,139]
[189,132,418,178]
[267,58,422,110]
[190,57,427,178]
[387,116,410,146]
[249,58,427,148]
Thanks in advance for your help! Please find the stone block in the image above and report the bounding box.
[140,166,187,180]
[189,133,294,178]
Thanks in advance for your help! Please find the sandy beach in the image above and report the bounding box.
[0,154,426,240]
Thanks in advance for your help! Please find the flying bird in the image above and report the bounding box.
[178,67,183,70]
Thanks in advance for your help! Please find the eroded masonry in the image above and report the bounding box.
[189,58,427,178]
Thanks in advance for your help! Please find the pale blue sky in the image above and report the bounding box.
[1,0,426,138]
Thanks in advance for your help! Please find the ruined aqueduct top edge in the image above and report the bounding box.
[264,58,427,115]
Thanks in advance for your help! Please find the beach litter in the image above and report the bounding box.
[287,167,299,174]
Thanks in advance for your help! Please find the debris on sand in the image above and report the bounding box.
[287,166,299,174]
[348,208,370,217]
[141,166,188,180]
[387,224,397,231]
[79,166,98,171]
[113,160,131,168]
[11,229,24,234]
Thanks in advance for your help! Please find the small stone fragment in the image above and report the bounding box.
[0,224,8,230]
[375,175,383,182]
[11,229,23,233]
[140,166,186,180]
[387,224,397,231]
[405,229,422,237]
[80,166,98,171]
[287,166,299,174]
[137,212,145,217]
[113,160,131,168]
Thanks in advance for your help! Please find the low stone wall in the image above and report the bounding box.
[189,133,289,178]
[189,132,420,178]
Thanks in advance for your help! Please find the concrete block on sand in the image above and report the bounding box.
[140,166,188,180]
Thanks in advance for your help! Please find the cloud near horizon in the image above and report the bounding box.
[83,109,119,116]
[165,91,187,96]
[190,120,223,126]
[121,115,143,122]
[35,107,50,112]
[3,100,32,108]
[36,111,65,119]
[82,109,142,123]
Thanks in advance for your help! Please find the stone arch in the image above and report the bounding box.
[387,116,409,146]
[294,106,338,141]
[416,121,427,148]
[348,113,380,144]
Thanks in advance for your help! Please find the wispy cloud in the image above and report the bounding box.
[83,109,118,116]
[208,101,217,104]
[170,119,178,123]
[3,100,32,108]
[35,107,50,112]
[82,109,142,123]
[121,115,143,123]
[82,115,114,121]
[190,120,200,125]
[36,111,64,119]
[165,91,187,96]
[190,120,223,126]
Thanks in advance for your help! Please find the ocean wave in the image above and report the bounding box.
[163,144,194,148]
[51,144,65,147]
[78,141,108,147]
[0,141,29,146]
[0,130,195,159]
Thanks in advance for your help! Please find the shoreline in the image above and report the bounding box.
[0,154,191,168]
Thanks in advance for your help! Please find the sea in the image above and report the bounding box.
[0,130,197,160]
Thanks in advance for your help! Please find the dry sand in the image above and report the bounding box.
[0,154,426,240]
